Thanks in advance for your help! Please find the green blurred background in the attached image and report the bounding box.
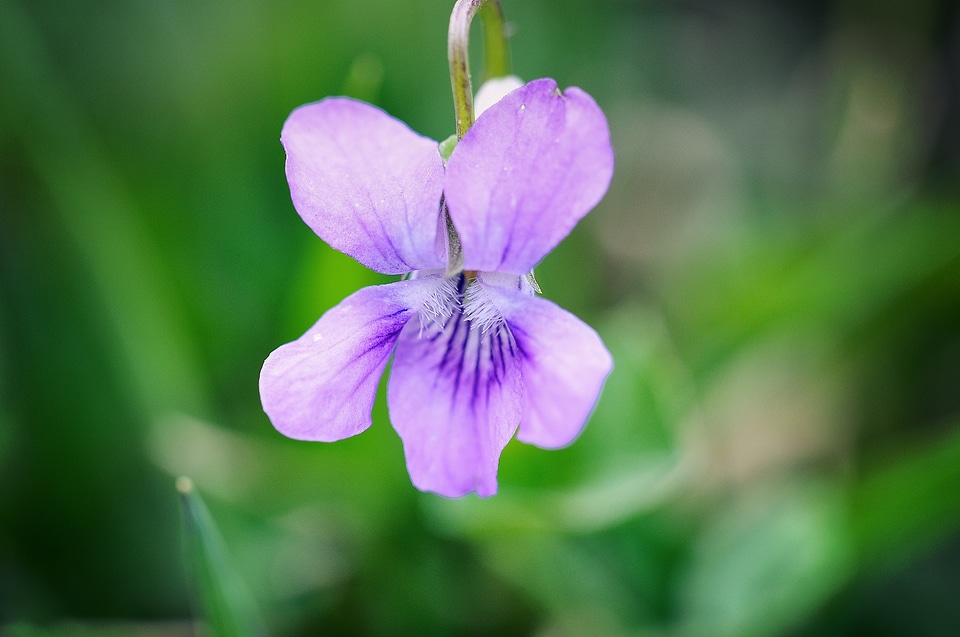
[2,0,960,634]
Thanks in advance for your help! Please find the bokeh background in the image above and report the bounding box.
[2,0,960,634]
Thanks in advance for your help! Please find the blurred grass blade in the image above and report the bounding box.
[852,421,960,571]
[0,0,208,417]
[178,477,268,637]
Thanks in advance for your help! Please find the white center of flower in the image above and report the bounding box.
[463,279,505,334]
[412,272,508,337]
[414,275,459,334]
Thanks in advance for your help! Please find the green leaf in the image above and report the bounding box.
[679,481,852,637]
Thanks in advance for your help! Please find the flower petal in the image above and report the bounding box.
[283,98,445,274]
[485,283,613,448]
[260,279,434,441]
[387,278,522,497]
[445,78,614,274]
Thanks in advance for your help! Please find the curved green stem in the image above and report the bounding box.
[448,0,510,139]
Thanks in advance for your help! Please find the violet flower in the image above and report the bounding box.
[260,78,614,497]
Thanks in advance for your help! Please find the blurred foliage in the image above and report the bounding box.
[1,0,960,635]
[178,477,267,637]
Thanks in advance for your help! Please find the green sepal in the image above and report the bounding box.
[439,134,458,164]
[526,271,542,294]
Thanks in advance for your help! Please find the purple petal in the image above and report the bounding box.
[444,78,614,274]
[387,278,523,497]
[260,279,434,441]
[283,98,445,274]
[486,283,613,448]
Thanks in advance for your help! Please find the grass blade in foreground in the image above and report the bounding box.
[178,477,268,637]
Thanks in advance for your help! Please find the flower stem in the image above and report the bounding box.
[448,0,510,139]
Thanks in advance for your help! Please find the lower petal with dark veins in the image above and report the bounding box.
[387,293,522,498]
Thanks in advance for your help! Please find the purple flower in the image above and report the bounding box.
[260,78,614,497]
